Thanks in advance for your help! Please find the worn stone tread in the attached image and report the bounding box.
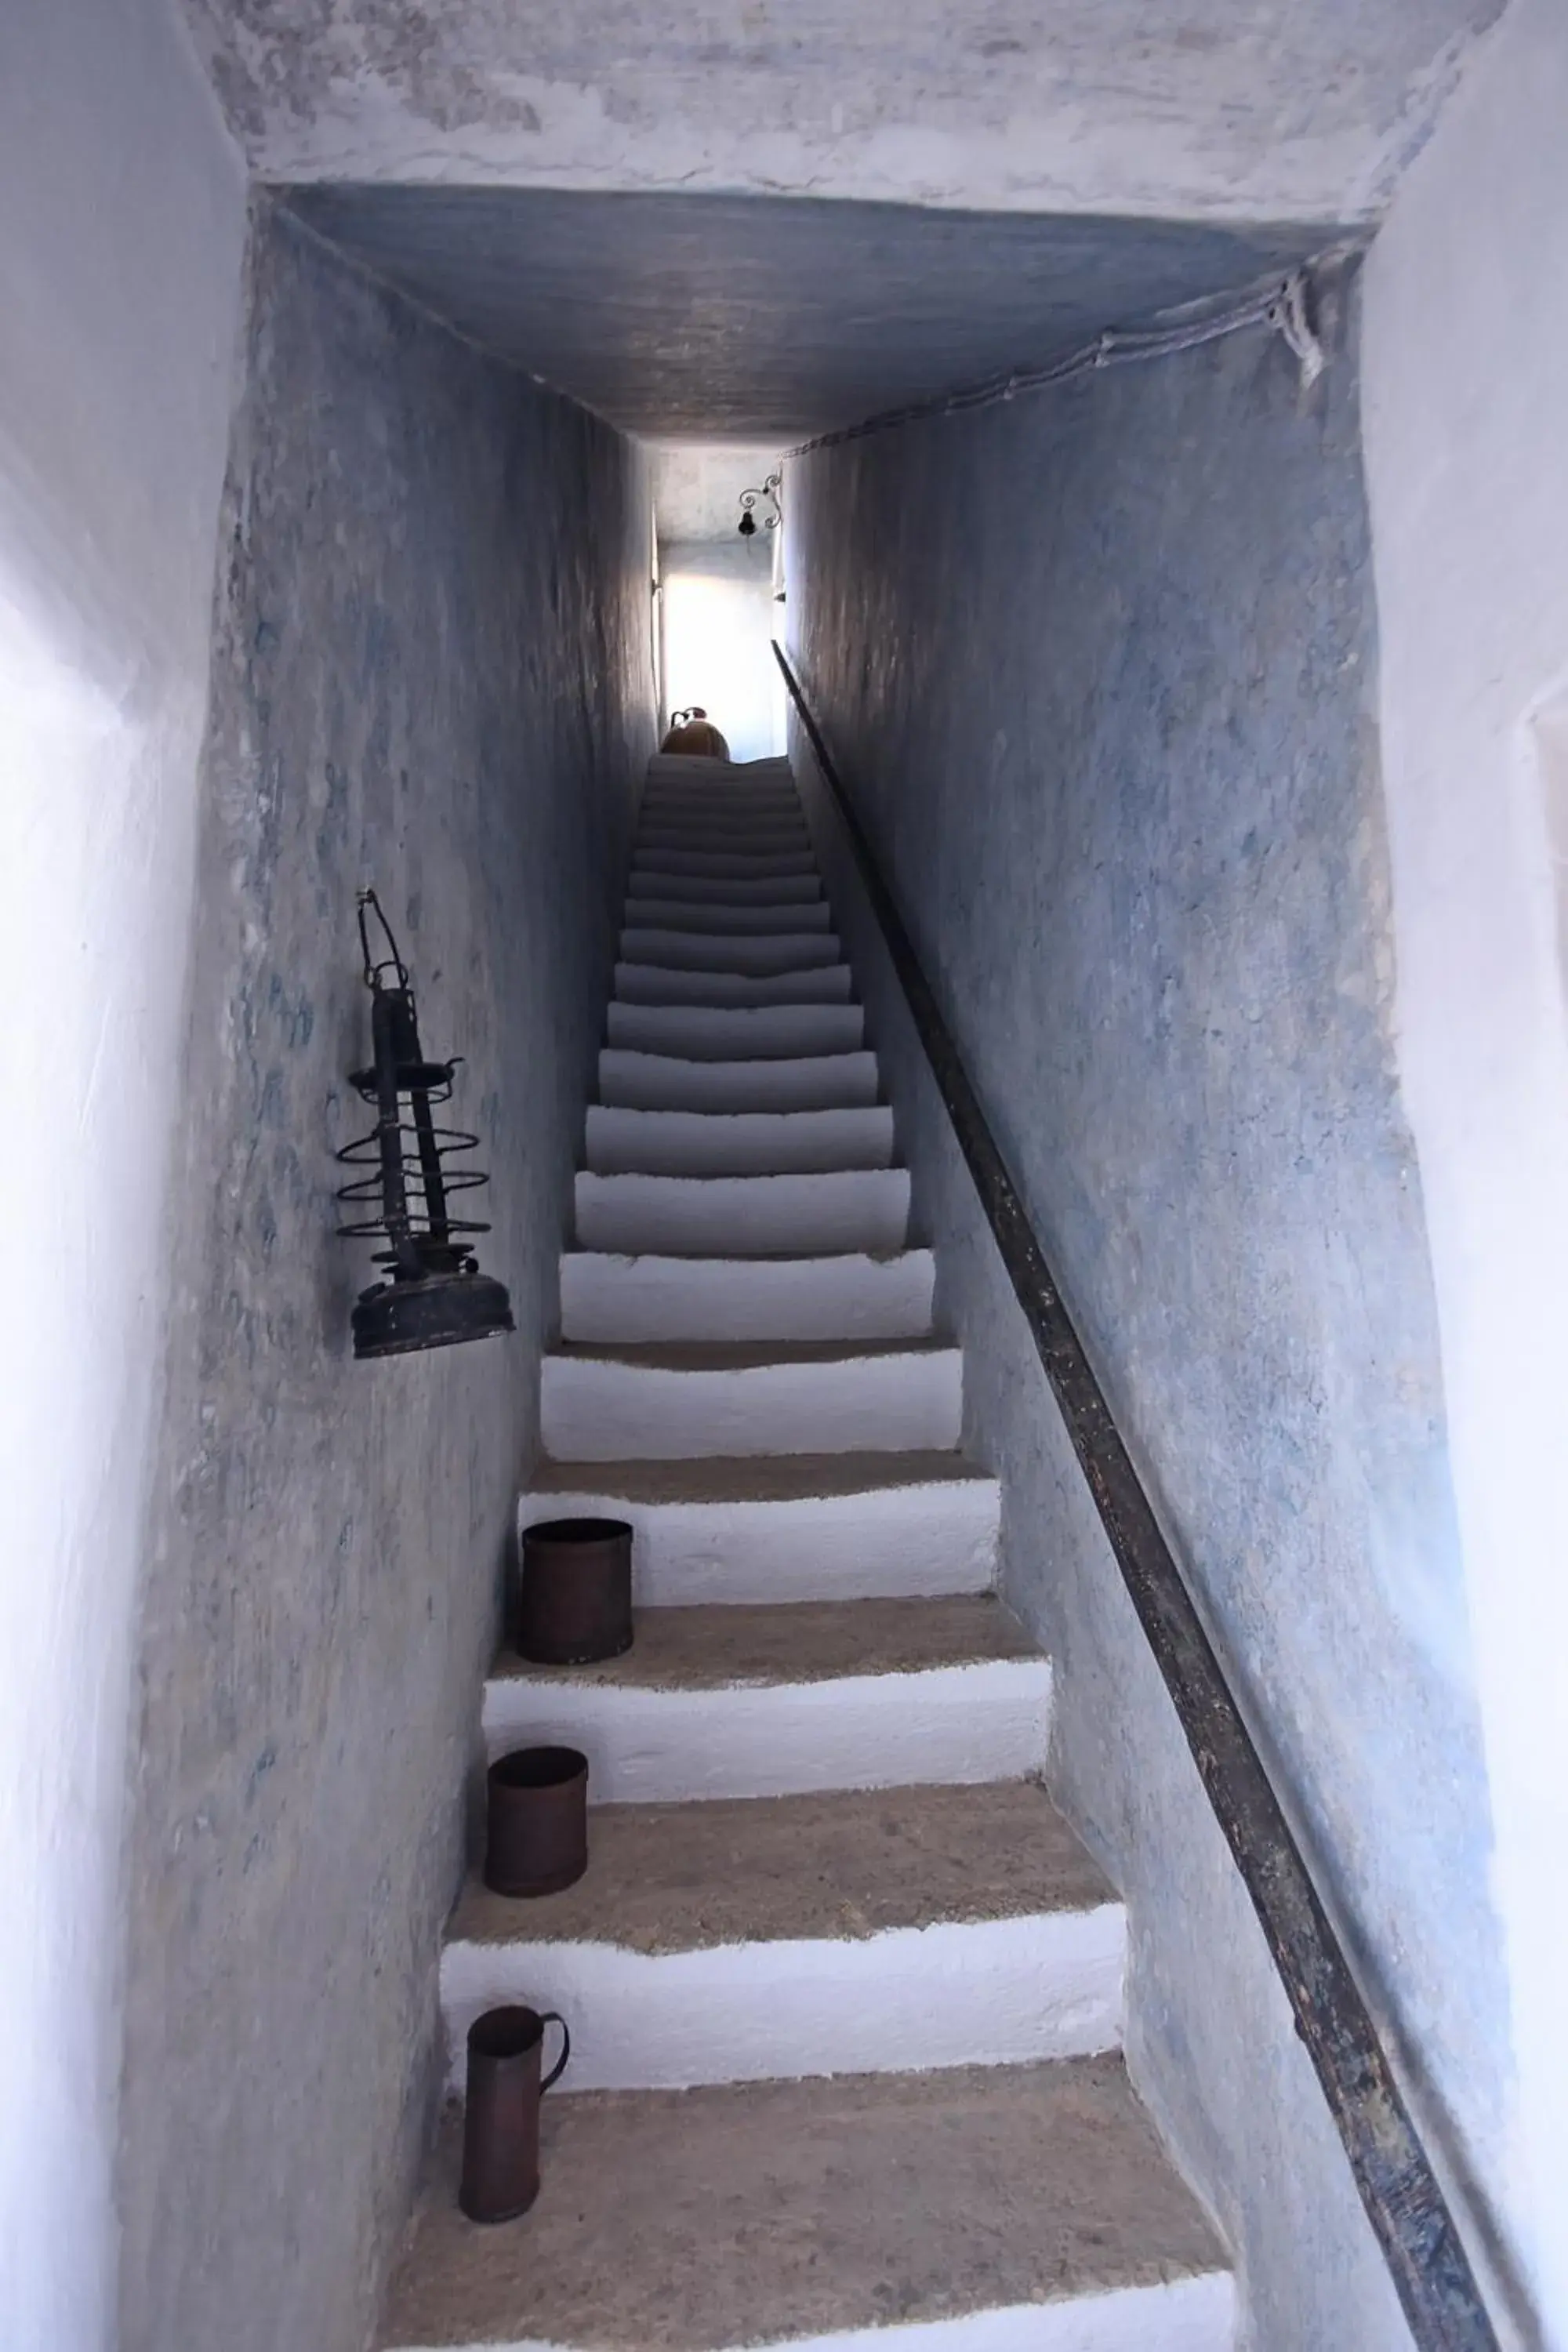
[448,1780,1112,1955]
[380,2057,1228,2349]
[490,1596,1037,1689]
[527,1447,992,1504]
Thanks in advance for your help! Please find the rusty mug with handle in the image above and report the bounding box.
[459,2005,572,2223]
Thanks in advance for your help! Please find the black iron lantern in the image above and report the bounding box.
[336,890,514,1359]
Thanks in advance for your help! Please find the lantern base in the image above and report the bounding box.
[351,1269,514,1359]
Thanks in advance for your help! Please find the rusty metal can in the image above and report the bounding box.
[459,2005,571,2224]
[516,1517,633,1664]
[485,1745,589,1897]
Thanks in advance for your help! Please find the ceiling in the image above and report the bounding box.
[289,186,1336,442]
[222,0,1501,443]
[189,1,1502,227]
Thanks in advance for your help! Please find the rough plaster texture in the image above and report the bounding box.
[290,187,1336,441]
[653,445,784,543]
[187,0,1498,225]
[0,5,245,2349]
[115,201,654,2352]
[786,269,1508,2347]
[1363,0,1568,2331]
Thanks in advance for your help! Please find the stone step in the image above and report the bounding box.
[614,961,853,1009]
[482,1596,1049,1801]
[575,1167,907,1257]
[559,1245,930,1344]
[635,833,812,867]
[638,795,804,822]
[583,1105,895,1178]
[644,753,792,782]
[623,895,833,935]
[619,927,842,975]
[632,845,818,879]
[642,771,798,797]
[523,1446,994,1602]
[637,813,809,844]
[628,866,822,906]
[641,779,797,803]
[644,766,797,786]
[439,1781,1123,2093]
[639,802,804,832]
[381,2059,1233,2352]
[597,1047,879,1113]
[541,1339,960,1461]
[606,1000,864,1060]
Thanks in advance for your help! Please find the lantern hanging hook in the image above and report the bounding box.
[356,886,410,992]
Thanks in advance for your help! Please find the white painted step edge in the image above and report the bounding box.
[624,897,833,935]
[638,813,808,837]
[541,1346,963,1461]
[614,962,854,1009]
[482,1653,1052,1801]
[637,813,804,839]
[644,786,804,804]
[597,1047,880,1112]
[620,928,842,975]
[641,786,801,805]
[524,1464,994,1602]
[441,1907,1126,2095]
[629,868,822,905]
[637,817,808,842]
[639,783,800,800]
[644,748,792,767]
[606,1002,865,1059]
[558,1247,933,1345]
[640,780,800,801]
[388,2272,1237,2352]
[633,848,818,878]
[583,1105,895,1178]
[636,835,812,863]
[574,1168,909,1257]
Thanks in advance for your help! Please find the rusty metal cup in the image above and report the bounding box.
[516,1517,633,1664]
[485,1746,589,1897]
[459,2004,571,2224]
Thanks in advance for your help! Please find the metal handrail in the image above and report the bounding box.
[772,636,1500,2352]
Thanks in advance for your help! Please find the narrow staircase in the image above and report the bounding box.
[383,753,1233,2350]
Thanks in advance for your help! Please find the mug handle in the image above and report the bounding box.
[539,2012,571,2092]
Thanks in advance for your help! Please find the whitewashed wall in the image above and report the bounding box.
[1364,0,1568,2332]
[654,445,786,760]
[653,442,784,544]
[661,539,785,761]
[0,5,245,2349]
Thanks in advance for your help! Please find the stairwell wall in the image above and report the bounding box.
[786,260,1507,2348]
[0,6,245,2350]
[1362,0,1568,2330]
[115,200,655,2352]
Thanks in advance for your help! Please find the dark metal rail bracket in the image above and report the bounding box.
[772,637,1501,2352]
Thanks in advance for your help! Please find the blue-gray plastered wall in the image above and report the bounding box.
[787,263,1508,2347]
[116,198,654,2352]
